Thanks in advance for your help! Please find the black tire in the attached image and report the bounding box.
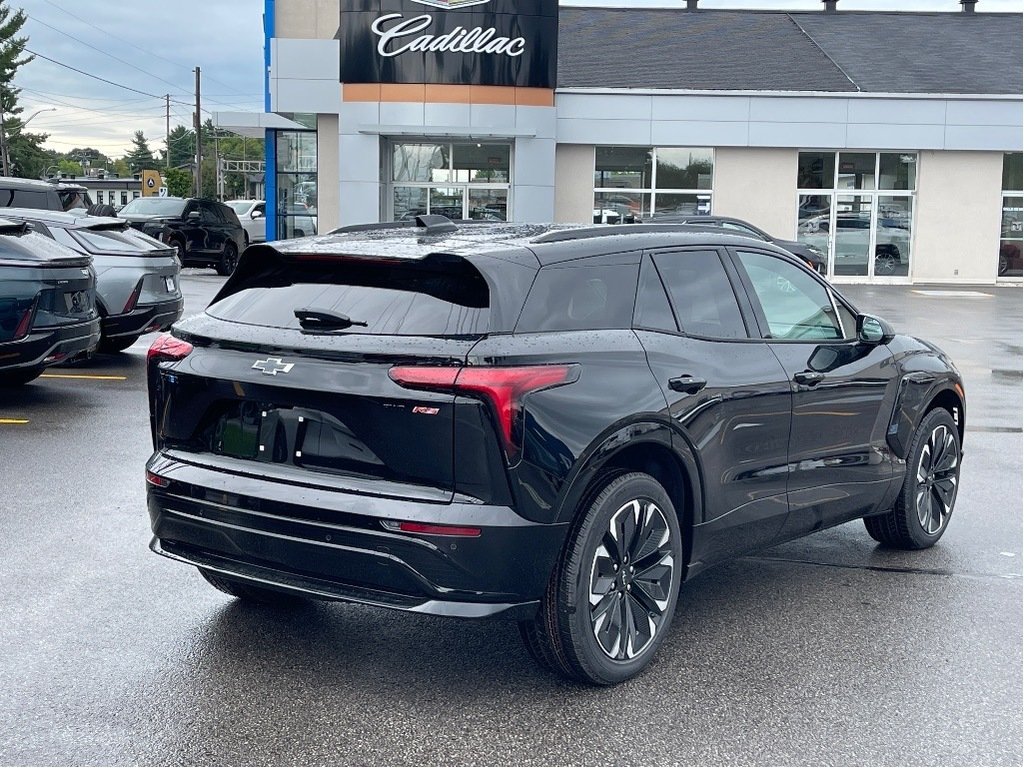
[874,246,899,276]
[98,334,138,354]
[171,238,186,264]
[0,366,44,386]
[243,231,250,249]
[216,243,238,276]
[519,472,683,685]
[864,408,961,549]
[198,568,304,606]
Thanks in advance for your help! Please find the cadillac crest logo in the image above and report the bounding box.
[409,0,492,8]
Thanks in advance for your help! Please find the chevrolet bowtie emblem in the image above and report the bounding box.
[252,358,295,376]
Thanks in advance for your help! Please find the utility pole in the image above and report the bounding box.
[193,67,202,197]
[0,102,8,177]
[165,94,170,169]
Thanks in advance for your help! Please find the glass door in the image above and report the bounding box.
[833,195,873,278]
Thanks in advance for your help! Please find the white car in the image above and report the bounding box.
[226,200,266,246]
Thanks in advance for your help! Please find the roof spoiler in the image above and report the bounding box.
[329,215,458,237]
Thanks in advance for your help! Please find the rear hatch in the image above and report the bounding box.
[0,225,96,335]
[152,246,496,503]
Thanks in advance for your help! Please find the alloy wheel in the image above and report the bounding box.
[915,424,959,535]
[588,498,675,660]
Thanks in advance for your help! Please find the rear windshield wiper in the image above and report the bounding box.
[295,307,368,332]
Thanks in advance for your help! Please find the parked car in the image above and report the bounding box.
[0,218,100,385]
[640,214,826,274]
[118,197,245,276]
[225,200,267,246]
[2,209,183,352]
[800,213,910,276]
[146,217,965,685]
[0,176,63,212]
[998,241,1022,276]
[55,182,94,213]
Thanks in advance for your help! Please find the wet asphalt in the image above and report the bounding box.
[0,274,1020,766]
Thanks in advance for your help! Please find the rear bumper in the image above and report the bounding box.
[146,451,568,619]
[103,297,184,339]
[0,317,101,372]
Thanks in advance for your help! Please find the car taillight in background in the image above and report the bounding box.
[388,364,579,462]
[11,296,38,341]
[122,278,144,314]
[147,333,193,364]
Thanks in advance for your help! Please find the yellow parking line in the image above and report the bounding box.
[0,418,29,425]
[39,374,128,381]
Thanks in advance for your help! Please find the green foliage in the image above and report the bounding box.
[164,125,194,169]
[124,130,159,172]
[57,158,83,176]
[164,167,191,198]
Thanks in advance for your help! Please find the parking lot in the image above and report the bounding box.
[0,272,1020,765]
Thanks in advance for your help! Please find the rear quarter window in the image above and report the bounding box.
[516,263,639,333]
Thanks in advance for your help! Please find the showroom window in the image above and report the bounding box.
[276,130,318,240]
[999,152,1022,279]
[593,147,713,224]
[796,151,917,281]
[389,141,511,222]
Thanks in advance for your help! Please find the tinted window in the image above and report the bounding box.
[737,251,843,340]
[517,263,639,333]
[0,189,60,210]
[634,256,676,332]
[120,198,186,217]
[651,250,747,339]
[201,202,223,224]
[207,262,490,338]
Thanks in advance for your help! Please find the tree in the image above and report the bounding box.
[124,130,159,172]
[164,124,194,169]
[164,167,191,197]
[0,0,47,177]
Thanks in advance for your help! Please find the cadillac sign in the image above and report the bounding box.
[337,0,558,88]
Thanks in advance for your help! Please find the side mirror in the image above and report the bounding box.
[857,313,895,345]
[251,210,263,220]
[186,211,201,222]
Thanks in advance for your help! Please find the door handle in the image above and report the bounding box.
[793,371,825,386]
[668,375,707,394]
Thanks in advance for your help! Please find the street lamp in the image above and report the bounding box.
[1,107,57,176]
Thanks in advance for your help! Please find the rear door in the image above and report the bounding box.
[200,201,228,255]
[152,253,494,502]
[635,248,793,565]
[729,248,898,534]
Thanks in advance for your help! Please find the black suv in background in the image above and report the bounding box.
[119,197,245,276]
[0,177,63,212]
[146,217,965,685]
[641,214,827,274]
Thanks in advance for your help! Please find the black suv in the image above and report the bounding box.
[146,217,965,685]
[119,197,245,276]
[0,176,63,212]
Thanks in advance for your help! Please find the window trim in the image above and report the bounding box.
[594,146,715,220]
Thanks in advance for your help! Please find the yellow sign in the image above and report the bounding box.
[141,170,163,197]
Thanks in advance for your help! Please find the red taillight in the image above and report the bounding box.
[147,333,193,363]
[385,521,481,537]
[388,364,578,460]
[146,470,170,488]
[12,298,37,340]
[122,278,144,314]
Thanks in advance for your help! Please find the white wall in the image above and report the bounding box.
[554,144,594,224]
[913,150,1004,283]
[275,0,339,38]
[713,148,798,239]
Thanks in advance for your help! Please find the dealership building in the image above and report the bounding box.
[217,0,1023,284]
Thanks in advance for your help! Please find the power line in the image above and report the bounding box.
[26,14,194,97]
[40,0,260,101]
[24,48,193,104]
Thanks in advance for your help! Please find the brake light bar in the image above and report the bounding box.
[147,333,193,363]
[122,278,144,314]
[382,520,481,537]
[388,364,578,460]
[145,470,170,488]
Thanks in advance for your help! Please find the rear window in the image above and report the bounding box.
[207,258,490,338]
[516,263,639,333]
[0,188,61,211]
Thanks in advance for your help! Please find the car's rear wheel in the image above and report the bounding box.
[864,408,961,549]
[216,243,238,276]
[519,472,683,685]
[875,247,900,276]
[0,366,44,386]
[198,568,305,606]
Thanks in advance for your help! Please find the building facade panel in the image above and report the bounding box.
[554,144,595,224]
[712,147,798,239]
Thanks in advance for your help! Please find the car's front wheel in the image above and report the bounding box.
[864,408,961,549]
[519,472,683,685]
[216,243,238,276]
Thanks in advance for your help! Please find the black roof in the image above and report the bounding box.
[558,9,1022,94]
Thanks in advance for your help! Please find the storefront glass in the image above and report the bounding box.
[275,131,317,240]
[797,151,916,280]
[594,146,713,221]
[999,152,1023,278]
[389,140,511,221]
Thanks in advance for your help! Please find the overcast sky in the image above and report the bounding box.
[16,0,1023,160]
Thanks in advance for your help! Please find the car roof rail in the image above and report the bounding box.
[328,215,459,237]
[531,223,730,245]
